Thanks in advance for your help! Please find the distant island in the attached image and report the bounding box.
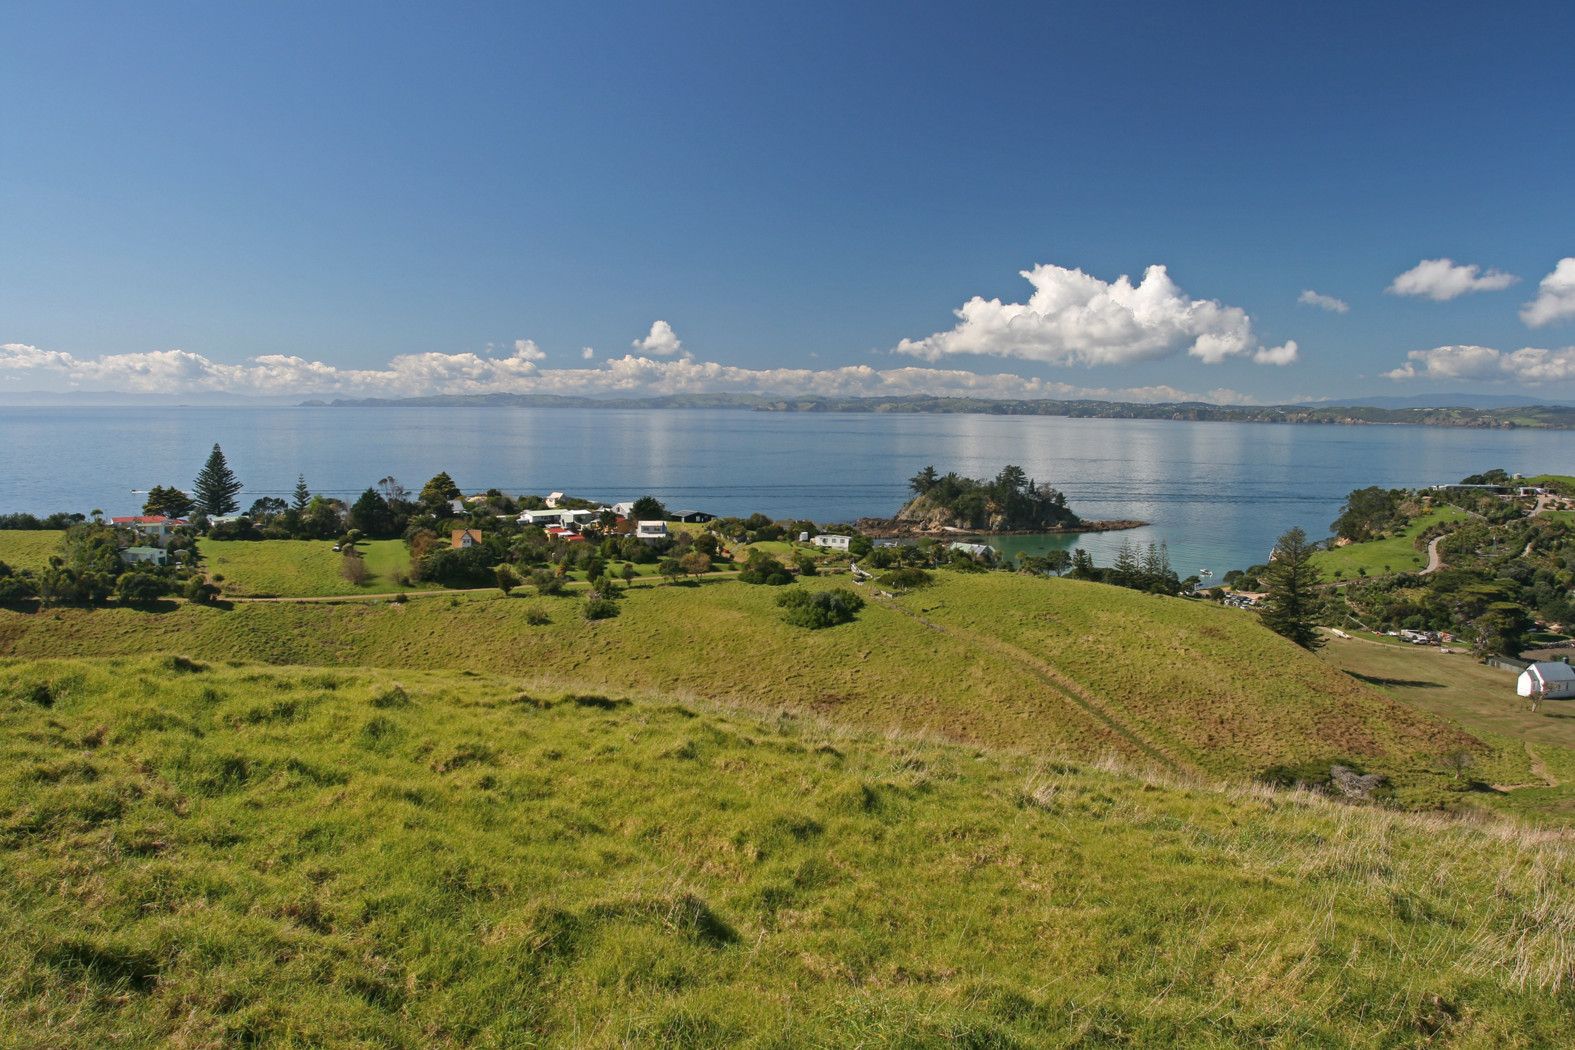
[857,465,1143,536]
[306,392,1575,429]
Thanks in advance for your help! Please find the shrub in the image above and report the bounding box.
[532,569,566,597]
[523,604,551,626]
[583,596,619,621]
[738,552,792,585]
[777,587,865,629]
[879,567,934,591]
[184,577,220,605]
[114,572,166,606]
[340,552,370,585]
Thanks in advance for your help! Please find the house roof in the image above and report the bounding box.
[112,515,184,525]
[451,529,483,546]
[1527,661,1575,682]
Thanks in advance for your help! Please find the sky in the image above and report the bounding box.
[1,0,1572,404]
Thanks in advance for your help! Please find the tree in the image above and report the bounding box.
[419,472,462,510]
[777,586,865,629]
[340,552,370,586]
[248,496,288,520]
[143,485,194,518]
[631,495,668,521]
[292,474,312,513]
[115,572,166,605]
[495,563,521,595]
[659,557,685,585]
[679,551,711,580]
[1259,527,1324,649]
[349,488,396,537]
[193,444,242,516]
[909,465,939,494]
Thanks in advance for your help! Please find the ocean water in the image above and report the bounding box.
[1,405,1570,573]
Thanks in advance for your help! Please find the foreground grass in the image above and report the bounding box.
[200,539,433,597]
[0,530,64,571]
[0,574,1491,802]
[1312,507,1467,578]
[2,656,1573,1047]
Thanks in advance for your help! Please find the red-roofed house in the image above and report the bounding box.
[451,529,484,549]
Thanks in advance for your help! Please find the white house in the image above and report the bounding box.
[1517,661,1575,699]
[811,534,852,551]
[518,509,565,526]
[448,498,466,515]
[120,546,168,566]
[545,491,565,508]
[612,501,636,517]
[560,508,596,526]
[111,515,185,546]
[947,541,994,559]
[636,520,669,543]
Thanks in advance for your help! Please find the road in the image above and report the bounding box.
[1419,534,1446,575]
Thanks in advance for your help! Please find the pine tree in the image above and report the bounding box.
[291,474,311,513]
[193,444,243,516]
[1259,527,1324,649]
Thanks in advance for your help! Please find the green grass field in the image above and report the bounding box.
[0,572,1509,806]
[1319,635,1575,822]
[0,530,64,571]
[200,539,433,597]
[2,655,1572,1047]
[1312,506,1468,578]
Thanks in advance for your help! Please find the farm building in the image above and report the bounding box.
[1517,661,1575,699]
[811,534,852,551]
[451,529,483,549]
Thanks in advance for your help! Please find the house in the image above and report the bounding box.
[811,534,852,551]
[451,529,483,549]
[1517,661,1575,699]
[448,499,466,515]
[518,509,565,526]
[120,546,168,566]
[545,491,565,508]
[947,541,994,559]
[546,525,586,543]
[673,510,715,523]
[636,520,669,543]
[110,515,186,546]
[612,501,636,517]
[560,509,596,526]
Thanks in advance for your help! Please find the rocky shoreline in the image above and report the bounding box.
[854,517,1148,538]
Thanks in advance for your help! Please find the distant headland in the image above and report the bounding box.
[303,393,1575,429]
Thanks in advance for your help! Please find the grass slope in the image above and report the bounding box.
[0,530,64,570]
[0,574,1488,800]
[2,657,1572,1047]
[200,539,431,597]
[1312,507,1467,578]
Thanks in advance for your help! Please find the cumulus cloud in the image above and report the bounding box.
[1252,341,1299,366]
[1521,258,1575,328]
[581,346,595,360]
[1386,258,1518,301]
[631,320,683,356]
[1297,290,1349,313]
[0,340,1261,404]
[893,262,1291,367]
[1383,343,1575,383]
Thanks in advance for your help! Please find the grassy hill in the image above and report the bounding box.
[3,655,1573,1047]
[0,529,65,571]
[1312,507,1468,578]
[200,538,433,597]
[0,573,1515,804]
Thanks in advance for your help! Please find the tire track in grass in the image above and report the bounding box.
[878,596,1193,776]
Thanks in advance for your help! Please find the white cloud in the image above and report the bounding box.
[0,341,1262,404]
[581,346,595,360]
[1386,258,1518,301]
[1297,290,1349,314]
[1252,341,1299,366]
[631,320,683,356]
[512,339,547,361]
[893,262,1291,367]
[1521,258,1575,328]
[1383,343,1575,383]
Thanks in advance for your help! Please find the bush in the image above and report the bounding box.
[340,553,370,585]
[184,576,220,605]
[777,587,865,629]
[523,604,551,625]
[115,572,167,605]
[739,552,793,585]
[879,567,934,591]
[582,596,619,621]
[532,569,566,597]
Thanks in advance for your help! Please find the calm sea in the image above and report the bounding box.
[2,406,1570,573]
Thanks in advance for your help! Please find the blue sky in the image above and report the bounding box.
[2,1,1572,402]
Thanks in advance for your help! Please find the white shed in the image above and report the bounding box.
[1517,661,1575,699]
